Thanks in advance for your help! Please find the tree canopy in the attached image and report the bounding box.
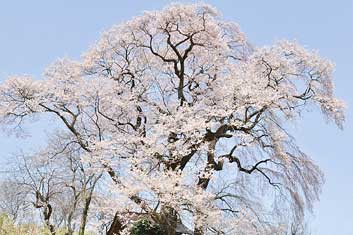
[0,3,344,235]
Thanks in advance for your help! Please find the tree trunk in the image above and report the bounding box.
[107,213,124,235]
[194,228,204,235]
[159,206,178,235]
[78,195,92,235]
[66,196,79,235]
[44,204,56,235]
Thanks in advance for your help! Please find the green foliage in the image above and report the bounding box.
[131,219,164,235]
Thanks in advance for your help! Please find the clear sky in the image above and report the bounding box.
[0,1,352,234]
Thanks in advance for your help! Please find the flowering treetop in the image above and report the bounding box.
[0,3,344,235]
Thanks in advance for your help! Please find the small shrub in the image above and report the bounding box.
[131,219,164,235]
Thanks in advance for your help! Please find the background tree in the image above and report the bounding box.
[1,133,102,235]
[0,3,344,235]
[0,180,29,223]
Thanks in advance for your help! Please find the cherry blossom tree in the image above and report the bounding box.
[0,3,344,235]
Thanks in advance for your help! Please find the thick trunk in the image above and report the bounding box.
[107,213,124,235]
[159,206,178,235]
[194,228,204,235]
[194,231,203,235]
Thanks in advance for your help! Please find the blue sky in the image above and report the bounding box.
[0,1,352,234]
